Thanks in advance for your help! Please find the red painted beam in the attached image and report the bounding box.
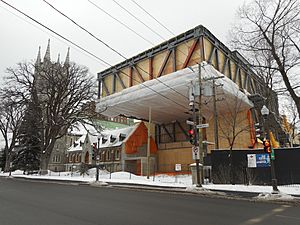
[181,39,198,69]
[157,50,172,77]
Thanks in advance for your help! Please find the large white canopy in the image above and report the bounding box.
[96,62,253,124]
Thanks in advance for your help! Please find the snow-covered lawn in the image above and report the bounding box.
[1,169,300,199]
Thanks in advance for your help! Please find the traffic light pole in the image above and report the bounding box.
[96,138,100,182]
[263,115,279,193]
[192,97,201,187]
[197,63,203,186]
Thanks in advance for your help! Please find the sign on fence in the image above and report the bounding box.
[175,164,182,171]
[247,154,270,168]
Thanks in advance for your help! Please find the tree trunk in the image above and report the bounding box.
[4,154,10,173]
[39,153,50,174]
[229,147,235,185]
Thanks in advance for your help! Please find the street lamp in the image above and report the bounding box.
[96,135,101,182]
[261,105,279,193]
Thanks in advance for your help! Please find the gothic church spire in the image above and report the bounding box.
[35,46,41,66]
[44,39,51,61]
[64,47,70,65]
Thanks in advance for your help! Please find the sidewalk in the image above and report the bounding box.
[1,170,300,201]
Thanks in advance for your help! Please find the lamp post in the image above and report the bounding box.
[261,105,279,193]
[96,135,101,182]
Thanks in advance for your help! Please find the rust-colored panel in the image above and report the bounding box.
[125,122,158,154]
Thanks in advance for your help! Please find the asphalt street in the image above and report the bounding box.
[0,178,299,225]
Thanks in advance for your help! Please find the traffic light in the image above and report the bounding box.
[263,139,271,153]
[254,123,263,139]
[188,129,195,145]
[92,143,97,160]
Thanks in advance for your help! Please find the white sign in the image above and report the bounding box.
[196,123,209,129]
[192,146,200,160]
[247,154,256,168]
[175,164,182,171]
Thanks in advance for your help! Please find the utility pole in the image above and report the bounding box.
[204,76,224,150]
[197,63,204,186]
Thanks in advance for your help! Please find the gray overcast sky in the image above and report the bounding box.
[0,0,245,79]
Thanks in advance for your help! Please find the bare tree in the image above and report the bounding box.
[281,97,300,146]
[0,90,24,172]
[5,61,96,172]
[218,90,251,184]
[231,0,300,118]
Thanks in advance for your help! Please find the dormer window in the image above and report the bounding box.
[119,133,126,141]
[102,136,108,144]
[110,135,117,143]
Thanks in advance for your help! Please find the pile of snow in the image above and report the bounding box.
[255,193,295,201]
[185,185,226,196]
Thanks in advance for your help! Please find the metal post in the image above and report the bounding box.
[96,137,100,182]
[197,63,203,186]
[192,98,201,187]
[263,114,279,193]
[147,107,151,179]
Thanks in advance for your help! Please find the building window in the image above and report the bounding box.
[101,151,105,162]
[52,155,61,163]
[114,150,120,160]
[106,150,111,161]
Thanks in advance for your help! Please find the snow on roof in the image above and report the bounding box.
[67,134,86,152]
[98,126,135,148]
[67,125,135,152]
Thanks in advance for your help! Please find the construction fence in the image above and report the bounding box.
[210,147,300,185]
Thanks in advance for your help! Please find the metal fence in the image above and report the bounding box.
[211,148,300,185]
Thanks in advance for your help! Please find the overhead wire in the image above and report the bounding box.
[111,0,165,40]
[86,0,198,101]
[87,0,155,45]
[0,0,111,67]
[130,0,176,36]
[0,4,108,68]
[112,0,202,60]
[0,0,189,110]
[43,0,191,102]
[42,0,127,60]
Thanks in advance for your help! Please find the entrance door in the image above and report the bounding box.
[84,152,89,164]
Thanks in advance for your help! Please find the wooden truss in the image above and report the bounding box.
[98,25,264,98]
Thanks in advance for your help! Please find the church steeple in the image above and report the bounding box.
[35,46,41,66]
[64,47,70,65]
[44,39,51,61]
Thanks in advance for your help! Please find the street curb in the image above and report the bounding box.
[2,176,300,204]
[1,176,90,185]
